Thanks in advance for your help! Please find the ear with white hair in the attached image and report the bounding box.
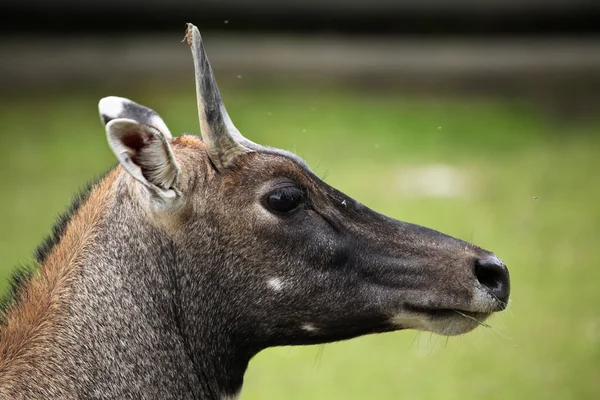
[99,96,172,139]
[105,118,181,203]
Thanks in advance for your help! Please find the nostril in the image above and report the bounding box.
[475,263,502,290]
[474,255,510,305]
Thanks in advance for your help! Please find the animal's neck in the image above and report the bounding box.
[66,174,249,399]
[0,169,120,397]
[0,170,250,399]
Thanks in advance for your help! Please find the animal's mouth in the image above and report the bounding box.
[404,304,491,320]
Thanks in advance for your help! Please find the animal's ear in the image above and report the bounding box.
[106,118,181,201]
[99,96,172,139]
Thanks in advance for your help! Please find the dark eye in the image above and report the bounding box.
[264,186,304,215]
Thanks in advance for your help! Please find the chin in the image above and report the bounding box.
[426,311,492,336]
[391,309,493,336]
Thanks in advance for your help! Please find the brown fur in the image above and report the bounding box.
[173,134,204,148]
[0,169,119,397]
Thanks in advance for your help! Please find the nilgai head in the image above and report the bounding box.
[99,24,509,351]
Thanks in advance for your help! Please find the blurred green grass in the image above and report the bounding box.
[0,84,599,399]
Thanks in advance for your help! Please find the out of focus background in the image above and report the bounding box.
[1,1,599,399]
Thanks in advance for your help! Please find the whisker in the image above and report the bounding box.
[311,345,326,371]
[408,332,421,351]
[284,347,293,358]
[490,322,514,341]
[488,290,514,317]
[427,333,439,356]
[452,272,512,317]
[487,326,506,345]
[454,310,492,328]
[426,332,434,353]
[488,290,509,308]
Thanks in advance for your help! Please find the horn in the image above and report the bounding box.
[186,23,251,169]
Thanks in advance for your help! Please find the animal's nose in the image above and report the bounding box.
[474,254,510,307]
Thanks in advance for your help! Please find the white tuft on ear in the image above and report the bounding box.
[99,96,172,139]
[106,118,180,201]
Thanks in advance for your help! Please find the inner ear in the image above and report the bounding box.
[121,130,152,158]
[106,118,180,199]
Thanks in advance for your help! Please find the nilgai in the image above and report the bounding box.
[0,24,510,399]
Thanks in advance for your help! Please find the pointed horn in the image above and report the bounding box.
[186,23,251,168]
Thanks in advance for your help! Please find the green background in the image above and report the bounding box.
[0,84,598,399]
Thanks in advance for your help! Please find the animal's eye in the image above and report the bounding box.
[264,186,304,215]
